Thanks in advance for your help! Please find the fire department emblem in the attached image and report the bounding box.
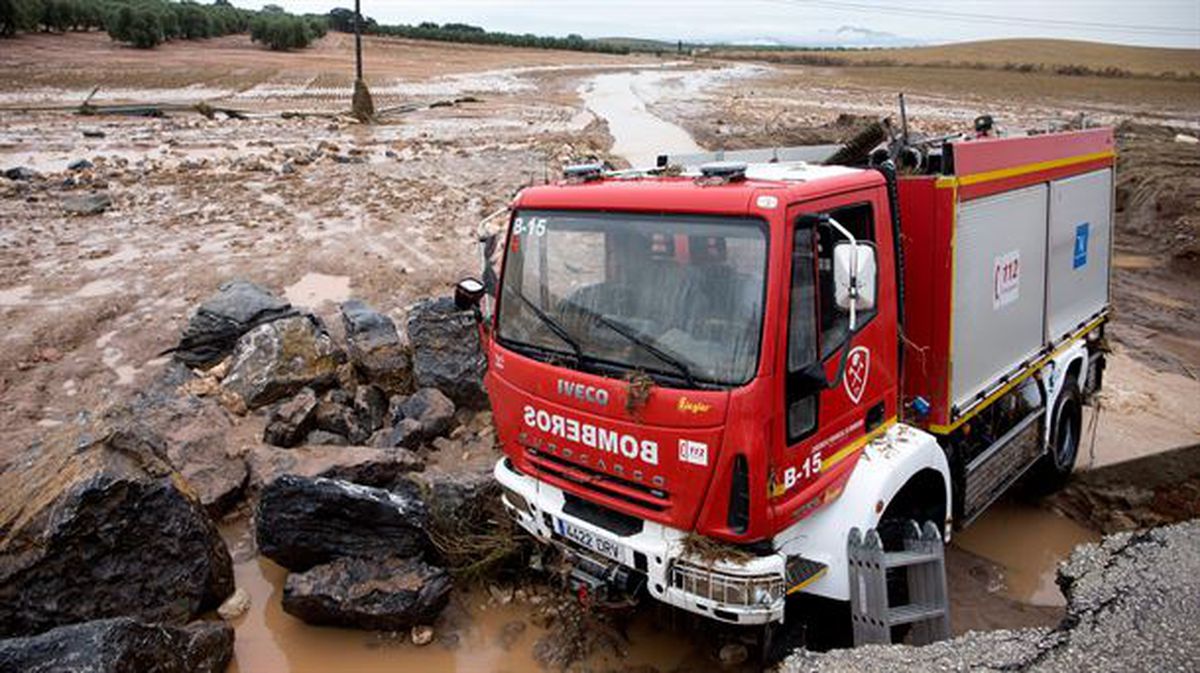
[844,346,870,404]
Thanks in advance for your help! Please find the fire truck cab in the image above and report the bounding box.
[460,125,1114,640]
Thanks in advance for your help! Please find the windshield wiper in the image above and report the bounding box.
[507,288,583,364]
[562,301,698,388]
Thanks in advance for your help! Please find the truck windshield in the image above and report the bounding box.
[497,210,767,387]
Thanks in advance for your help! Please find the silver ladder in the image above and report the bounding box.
[847,520,950,646]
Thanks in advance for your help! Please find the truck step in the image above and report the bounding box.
[882,550,940,568]
[848,520,950,647]
[887,603,946,626]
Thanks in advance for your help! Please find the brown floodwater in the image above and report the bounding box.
[219,493,1095,672]
[220,522,727,673]
[952,499,1100,607]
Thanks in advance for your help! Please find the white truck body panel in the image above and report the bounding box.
[951,183,1049,410]
[1046,169,1113,342]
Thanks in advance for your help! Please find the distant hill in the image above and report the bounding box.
[709,38,1200,78]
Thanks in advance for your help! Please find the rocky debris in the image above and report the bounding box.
[497,620,527,650]
[406,297,487,408]
[411,624,435,646]
[0,413,234,637]
[222,314,341,409]
[217,587,251,621]
[61,191,112,215]
[173,279,297,368]
[341,299,411,393]
[306,429,349,445]
[68,158,94,171]
[282,556,451,630]
[263,387,319,448]
[1047,443,1200,534]
[248,444,423,490]
[381,387,456,448]
[415,468,500,528]
[255,475,430,571]
[313,389,373,444]
[133,362,248,516]
[0,618,234,673]
[3,166,38,181]
[778,520,1200,672]
[354,384,389,434]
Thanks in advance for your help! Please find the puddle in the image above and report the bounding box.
[283,273,351,308]
[952,500,1100,606]
[219,520,745,673]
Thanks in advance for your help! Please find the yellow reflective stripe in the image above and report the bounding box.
[937,150,1115,190]
[787,566,829,595]
[929,315,1106,434]
[821,416,897,472]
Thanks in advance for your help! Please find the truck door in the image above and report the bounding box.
[771,190,899,520]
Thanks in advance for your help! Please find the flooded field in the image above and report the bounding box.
[2,29,1198,673]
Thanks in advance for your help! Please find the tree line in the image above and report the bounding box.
[326,10,633,55]
[0,0,326,51]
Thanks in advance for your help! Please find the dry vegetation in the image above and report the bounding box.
[710,38,1200,80]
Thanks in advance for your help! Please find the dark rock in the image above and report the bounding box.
[82,129,106,138]
[314,394,370,444]
[340,299,410,393]
[130,362,249,517]
[354,384,389,435]
[415,468,501,529]
[68,158,94,171]
[282,556,451,630]
[382,418,424,449]
[395,388,456,436]
[172,279,297,368]
[248,444,424,490]
[380,387,456,448]
[406,297,487,408]
[3,166,38,181]
[263,387,319,448]
[255,475,429,571]
[223,315,340,409]
[61,191,112,215]
[0,412,234,637]
[306,429,349,445]
[0,618,234,673]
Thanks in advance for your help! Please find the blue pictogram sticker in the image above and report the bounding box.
[1073,222,1089,269]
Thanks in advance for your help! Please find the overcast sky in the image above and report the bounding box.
[238,1,1200,49]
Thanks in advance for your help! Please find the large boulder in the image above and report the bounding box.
[282,556,451,630]
[255,475,430,571]
[172,279,297,368]
[405,297,486,408]
[0,413,234,637]
[248,444,424,490]
[222,315,341,409]
[0,618,233,673]
[340,299,411,393]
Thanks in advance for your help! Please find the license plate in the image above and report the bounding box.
[555,518,625,563]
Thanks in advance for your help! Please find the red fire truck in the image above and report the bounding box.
[456,121,1114,647]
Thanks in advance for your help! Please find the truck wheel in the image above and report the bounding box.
[1028,376,1082,493]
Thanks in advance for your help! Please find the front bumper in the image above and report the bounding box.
[495,457,786,624]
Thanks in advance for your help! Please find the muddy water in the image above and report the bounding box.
[283,272,352,308]
[220,522,720,673]
[579,69,707,167]
[953,500,1099,606]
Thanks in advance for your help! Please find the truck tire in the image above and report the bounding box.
[1028,376,1082,493]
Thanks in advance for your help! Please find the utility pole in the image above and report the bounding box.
[354,0,363,81]
[351,0,374,122]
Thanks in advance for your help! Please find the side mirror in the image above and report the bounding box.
[454,278,486,311]
[833,242,876,329]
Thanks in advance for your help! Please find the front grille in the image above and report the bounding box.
[669,561,784,607]
[524,447,670,512]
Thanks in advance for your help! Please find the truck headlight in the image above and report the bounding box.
[670,561,784,607]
